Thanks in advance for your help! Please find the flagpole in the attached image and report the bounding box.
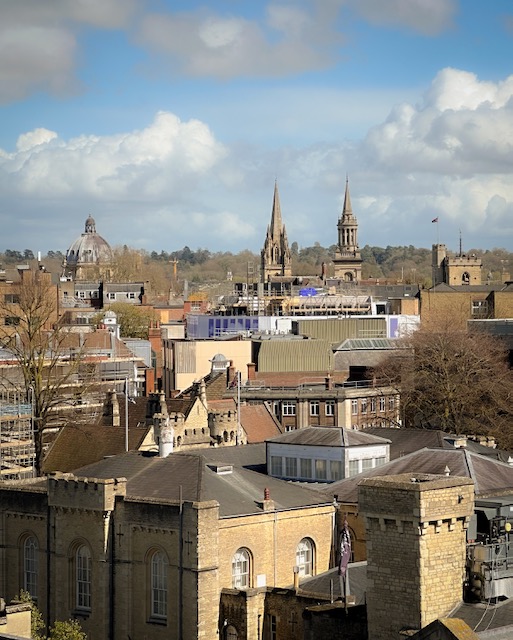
[125,376,129,452]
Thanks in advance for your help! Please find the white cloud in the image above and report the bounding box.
[0,0,139,103]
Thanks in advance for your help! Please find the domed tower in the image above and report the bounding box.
[63,216,113,281]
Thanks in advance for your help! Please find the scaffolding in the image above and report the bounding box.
[0,390,35,479]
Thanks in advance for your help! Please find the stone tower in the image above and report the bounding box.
[359,473,474,640]
[432,241,482,287]
[261,181,292,282]
[333,178,362,282]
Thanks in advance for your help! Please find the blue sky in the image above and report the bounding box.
[2,0,513,256]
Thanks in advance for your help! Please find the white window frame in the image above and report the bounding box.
[309,401,320,416]
[296,538,314,577]
[282,401,296,416]
[76,545,92,611]
[351,399,358,415]
[232,548,250,589]
[325,400,335,417]
[23,536,38,600]
[151,551,168,619]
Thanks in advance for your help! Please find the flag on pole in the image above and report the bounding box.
[338,519,352,577]
[432,217,439,223]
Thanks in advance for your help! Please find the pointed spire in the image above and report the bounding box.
[342,175,353,216]
[270,180,283,239]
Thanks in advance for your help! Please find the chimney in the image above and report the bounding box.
[155,415,174,458]
[227,360,236,386]
[103,390,120,427]
[325,373,333,390]
[262,487,275,511]
[247,362,256,382]
[293,566,300,591]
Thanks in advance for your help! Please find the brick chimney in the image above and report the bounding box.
[247,362,256,382]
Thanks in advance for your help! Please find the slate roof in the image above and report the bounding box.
[73,450,332,517]
[252,371,348,387]
[364,428,512,463]
[297,562,367,605]
[266,427,391,448]
[319,448,513,504]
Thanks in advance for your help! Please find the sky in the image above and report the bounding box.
[2,0,513,257]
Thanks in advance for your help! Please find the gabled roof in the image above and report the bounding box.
[321,448,513,503]
[266,427,390,448]
[240,403,283,443]
[73,450,333,517]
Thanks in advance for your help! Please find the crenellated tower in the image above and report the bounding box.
[261,181,292,282]
[333,177,362,282]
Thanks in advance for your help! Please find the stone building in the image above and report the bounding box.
[432,242,483,287]
[62,216,113,282]
[0,450,335,640]
[333,178,363,283]
[260,181,292,283]
[360,473,474,639]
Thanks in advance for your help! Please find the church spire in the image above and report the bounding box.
[261,181,292,282]
[270,180,283,240]
[341,175,353,217]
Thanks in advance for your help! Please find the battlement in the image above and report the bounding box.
[48,473,126,511]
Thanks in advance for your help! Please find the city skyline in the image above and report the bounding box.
[1,1,513,255]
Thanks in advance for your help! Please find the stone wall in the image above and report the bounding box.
[359,473,474,640]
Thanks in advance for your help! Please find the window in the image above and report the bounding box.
[285,457,297,478]
[23,536,38,600]
[76,545,92,610]
[375,456,386,467]
[330,460,343,481]
[108,293,116,300]
[361,398,368,413]
[348,460,359,477]
[5,316,20,326]
[300,458,312,479]
[266,615,277,640]
[309,401,320,416]
[379,397,386,412]
[271,456,282,476]
[315,459,327,480]
[362,458,373,471]
[151,551,168,619]
[128,292,136,299]
[226,625,238,639]
[351,399,358,415]
[472,300,488,316]
[232,548,251,589]
[325,400,335,417]
[370,397,376,413]
[388,396,395,411]
[296,538,314,576]
[282,401,296,416]
[4,294,20,304]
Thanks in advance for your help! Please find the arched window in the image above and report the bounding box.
[76,545,92,610]
[232,548,251,589]
[150,551,168,619]
[23,536,38,600]
[296,538,314,577]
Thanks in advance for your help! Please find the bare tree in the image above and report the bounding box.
[0,270,98,475]
[377,315,513,448]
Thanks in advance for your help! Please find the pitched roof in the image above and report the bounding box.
[320,448,513,504]
[73,449,332,517]
[239,403,283,443]
[266,427,390,448]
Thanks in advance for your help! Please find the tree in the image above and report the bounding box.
[104,302,157,338]
[0,270,95,475]
[377,315,513,448]
[15,591,86,640]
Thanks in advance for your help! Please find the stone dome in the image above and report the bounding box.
[65,216,113,269]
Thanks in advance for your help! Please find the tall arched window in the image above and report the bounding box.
[150,551,168,619]
[232,548,251,589]
[76,545,92,610]
[23,536,38,600]
[296,538,314,577]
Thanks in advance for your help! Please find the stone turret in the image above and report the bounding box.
[360,473,474,639]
